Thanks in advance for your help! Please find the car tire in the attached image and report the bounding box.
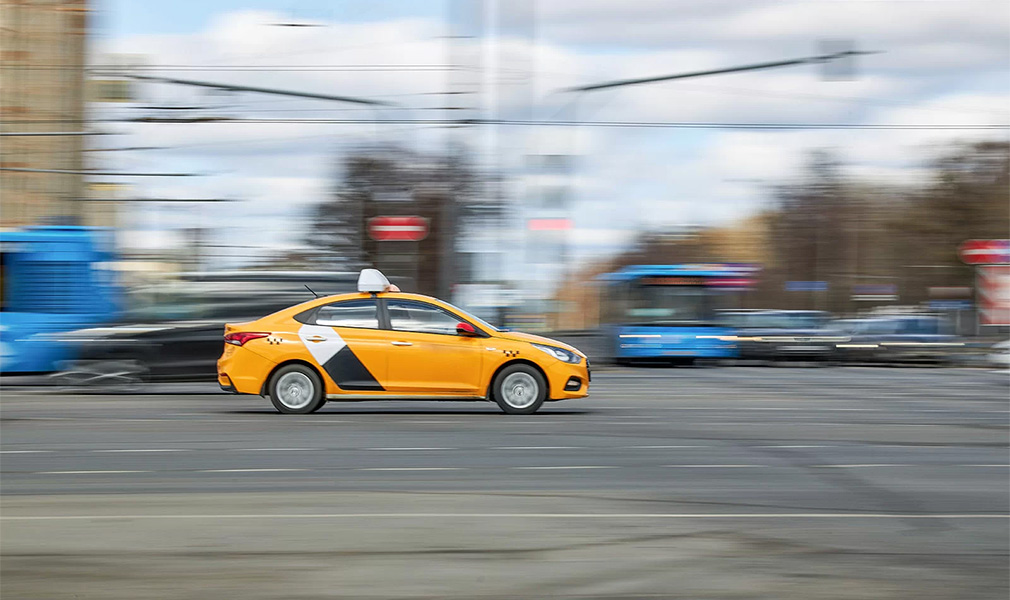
[269,364,325,414]
[492,364,547,415]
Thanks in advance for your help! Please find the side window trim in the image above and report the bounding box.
[376,296,391,330]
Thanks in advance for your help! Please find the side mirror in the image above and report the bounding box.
[456,322,478,337]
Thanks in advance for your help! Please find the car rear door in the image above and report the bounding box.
[300,298,389,392]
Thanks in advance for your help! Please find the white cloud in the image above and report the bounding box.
[95,4,1009,269]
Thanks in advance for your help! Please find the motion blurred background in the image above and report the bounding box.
[1,0,1008,378]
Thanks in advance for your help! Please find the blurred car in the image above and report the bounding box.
[217,269,590,414]
[988,340,1010,370]
[47,272,368,388]
[720,310,845,363]
[833,315,963,364]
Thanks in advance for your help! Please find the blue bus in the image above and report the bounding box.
[1,226,122,373]
[598,264,756,364]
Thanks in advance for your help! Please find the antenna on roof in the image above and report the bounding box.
[304,285,320,298]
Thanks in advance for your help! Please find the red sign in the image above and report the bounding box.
[978,265,1010,326]
[959,239,1010,265]
[368,216,428,242]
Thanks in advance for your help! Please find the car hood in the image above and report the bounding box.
[495,331,585,357]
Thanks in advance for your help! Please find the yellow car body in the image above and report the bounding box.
[217,289,589,414]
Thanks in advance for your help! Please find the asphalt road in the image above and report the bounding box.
[2,366,1008,599]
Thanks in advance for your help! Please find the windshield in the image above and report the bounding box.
[623,284,714,325]
[736,312,827,329]
[441,301,500,332]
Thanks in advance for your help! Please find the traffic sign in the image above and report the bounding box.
[367,216,429,242]
[958,239,1010,265]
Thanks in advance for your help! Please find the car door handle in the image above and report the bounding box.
[305,336,327,343]
[391,341,412,346]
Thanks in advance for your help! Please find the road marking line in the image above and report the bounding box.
[512,466,616,470]
[759,442,836,446]
[365,444,456,448]
[357,467,464,471]
[492,446,580,450]
[39,470,148,475]
[814,464,908,468]
[627,445,707,449]
[0,450,53,454]
[757,445,834,449]
[200,468,308,473]
[229,448,319,452]
[92,449,190,453]
[2,513,1005,522]
[663,464,767,468]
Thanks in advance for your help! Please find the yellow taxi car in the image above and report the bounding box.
[217,269,590,414]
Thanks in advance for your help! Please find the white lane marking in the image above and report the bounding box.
[365,444,456,448]
[228,448,320,452]
[39,470,148,475]
[814,464,909,468]
[512,466,616,470]
[961,464,1010,467]
[492,446,581,450]
[92,449,190,453]
[3,513,1005,522]
[663,464,767,468]
[357,467,464,471]
[0,450,53,454]
[627,445,707,449]
[757,445,834,449]
[200,468,309,473]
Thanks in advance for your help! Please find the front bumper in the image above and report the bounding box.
[544,358,590,400]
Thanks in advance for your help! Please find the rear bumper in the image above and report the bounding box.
[216,346,276,394]
[217,373,237,393]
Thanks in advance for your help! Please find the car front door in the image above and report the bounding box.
[382,299,484,395]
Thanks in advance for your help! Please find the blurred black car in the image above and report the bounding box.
[48,272,371,387]
[721,310,846,363]
[832,315,963,364]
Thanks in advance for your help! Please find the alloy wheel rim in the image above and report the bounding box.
[276,372,314,409]
[501,372,538,409]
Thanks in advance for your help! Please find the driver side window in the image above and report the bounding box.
[387,300,462,335]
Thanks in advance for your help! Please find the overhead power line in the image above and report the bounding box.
[561,50,881,93]
[0,131,109,136]
[0,167,202,176]
[97,73,396,106]
[110,117,1010,130]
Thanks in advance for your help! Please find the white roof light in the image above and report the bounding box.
[357,268,390,293]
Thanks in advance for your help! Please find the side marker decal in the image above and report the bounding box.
[297,324,384,391]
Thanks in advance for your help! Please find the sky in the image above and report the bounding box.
[90,0,1010,272]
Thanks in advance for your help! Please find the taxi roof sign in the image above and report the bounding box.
[357,268,390,293]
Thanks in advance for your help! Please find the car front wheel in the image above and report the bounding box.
[269,364,325,414]
[492,364,547,415]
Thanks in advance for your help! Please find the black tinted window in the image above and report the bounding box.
[315,299,378,329]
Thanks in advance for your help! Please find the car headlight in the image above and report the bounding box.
[531,343,581,364]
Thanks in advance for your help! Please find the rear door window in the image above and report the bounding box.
[314,299,379,329]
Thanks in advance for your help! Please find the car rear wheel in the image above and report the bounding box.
[269,364,325,414]
[492,364,547,415]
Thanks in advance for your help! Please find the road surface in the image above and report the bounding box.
[2,366,1008,599]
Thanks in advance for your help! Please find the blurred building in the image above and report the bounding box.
[1,0,89,226]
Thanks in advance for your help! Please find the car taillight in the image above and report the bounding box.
[224,332,270,346]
